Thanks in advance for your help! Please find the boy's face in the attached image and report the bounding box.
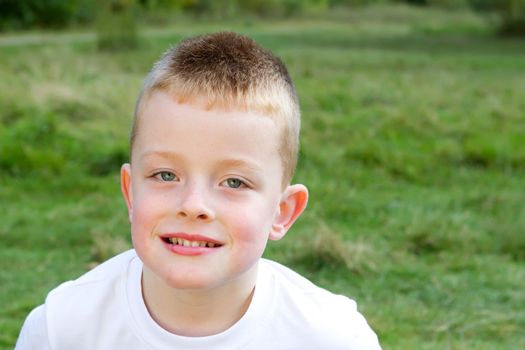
[121,91,307,291]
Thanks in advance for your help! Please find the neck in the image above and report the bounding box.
[141,264,258,337]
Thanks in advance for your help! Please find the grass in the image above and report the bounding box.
[1,4,524,349]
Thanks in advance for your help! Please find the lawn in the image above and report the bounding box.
[1,4,524,349]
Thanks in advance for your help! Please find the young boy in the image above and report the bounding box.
[16,32,381,349]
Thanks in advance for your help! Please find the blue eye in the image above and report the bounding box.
[155,171,177,182]
[224,178,244,189]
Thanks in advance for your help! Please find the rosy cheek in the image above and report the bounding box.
[231,212,272,250]
[232,228,267,267]
[228,212,255,238]
[131,196,162,233]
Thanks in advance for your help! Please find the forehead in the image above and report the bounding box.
[133,91,282,170]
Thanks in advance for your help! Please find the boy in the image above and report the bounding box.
[16,32,381,349]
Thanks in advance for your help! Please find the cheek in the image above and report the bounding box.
[130,192,167,235]
[130,195,165,261]
[228,204,275,249]
[232,225,269,267]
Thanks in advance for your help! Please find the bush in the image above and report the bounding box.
[394,0,471,9]
[96,0,138,50]
[179,0,329,19]
[0,111,68,176]
[0,0,94,30]
[470,0,525,36]
[0,0,335,30]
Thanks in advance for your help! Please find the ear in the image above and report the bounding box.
[269,184,308,241]
[120,163,133,222]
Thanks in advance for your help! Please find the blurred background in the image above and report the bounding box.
[1,0,524,349]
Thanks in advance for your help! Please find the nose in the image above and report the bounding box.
[177,182,215,222]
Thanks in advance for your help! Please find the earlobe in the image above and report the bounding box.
[269,184,308,241]
[120,163,133,222]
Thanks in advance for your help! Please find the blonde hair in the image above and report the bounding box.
[131,32,300,185]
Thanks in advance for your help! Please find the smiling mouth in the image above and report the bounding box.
[161,237,222,248]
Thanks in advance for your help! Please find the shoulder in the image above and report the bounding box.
[16,251,138,350]
[259,259,381,349]
[46,248,137,308]
[44,250,139,348]
[15,305,50,350]
[49,249,137,296]
[260,258,355,311]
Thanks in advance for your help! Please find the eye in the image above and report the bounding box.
[154,171,177,182]
[222,178,246,189]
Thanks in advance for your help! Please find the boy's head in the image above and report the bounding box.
[131,31,301,186]
[121,32,308,293]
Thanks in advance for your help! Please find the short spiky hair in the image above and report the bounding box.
[131,32,301,186]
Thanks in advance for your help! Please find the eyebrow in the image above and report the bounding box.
[139,150,183,162]
[139,150,264,173]
[216,159,264,174]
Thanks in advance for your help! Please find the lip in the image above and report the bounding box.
[159,232,223,256]
[160,233,223,245]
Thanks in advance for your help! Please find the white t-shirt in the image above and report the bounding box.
[16,250,381,349]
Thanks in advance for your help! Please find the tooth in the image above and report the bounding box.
[176,238,182,245]
[182,240,191,247]
[207,243,216,248]
[191,241,199,247]
[199,242,206,247]
[169,237,175,244]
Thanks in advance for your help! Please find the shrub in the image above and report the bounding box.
[96,0,139,51]
[0,0,94,30]
[180,0,329,19]
[0,111,68,176]
[470,0,525,36]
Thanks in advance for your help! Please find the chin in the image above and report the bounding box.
[160,268,218,291]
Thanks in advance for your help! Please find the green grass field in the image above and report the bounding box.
[1,4,524,349]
